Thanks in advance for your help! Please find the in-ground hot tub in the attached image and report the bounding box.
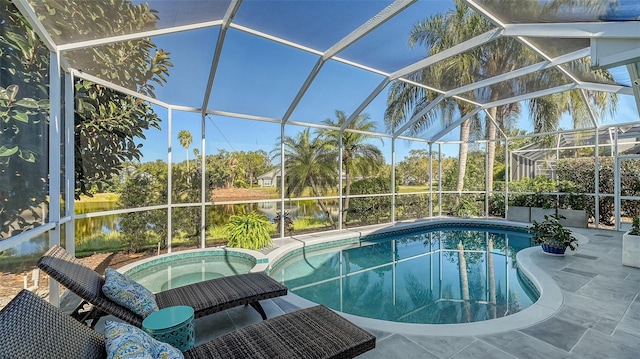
[120,248,266,292]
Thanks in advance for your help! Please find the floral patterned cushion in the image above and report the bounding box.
[104,321,184,359]
[102,268,159,317]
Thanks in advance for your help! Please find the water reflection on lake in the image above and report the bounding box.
[74,199,339,243]
[6,198,339,255]
[75,201,120,243]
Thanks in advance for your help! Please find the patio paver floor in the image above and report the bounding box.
[94,227,639,358]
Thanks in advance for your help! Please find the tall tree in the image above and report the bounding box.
[386,0,484,205]
[320,110,384,226]
[177,130,193,173]
[387,0,617,200]
[277,128,337,228]
[0,0,171,238]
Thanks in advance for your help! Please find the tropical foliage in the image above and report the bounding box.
[531,214,579,250]
[320,110,384,225]
[0,0,171,239]
[224,211,273,250]
[556,157,640,224]
[385,0,617,200]
[630,216,640,236]
[347,177,395,226]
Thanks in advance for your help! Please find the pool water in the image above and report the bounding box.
[269,226,537,324]
[127,255,254,292]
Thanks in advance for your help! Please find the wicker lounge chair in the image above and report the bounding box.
[38,245,288,327]
[0,290,376,359]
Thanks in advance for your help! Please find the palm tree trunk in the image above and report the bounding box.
[487,237,496,319]
[457,241,471,323]
[455,119,471,206]
[309,177,336,228]
[487,107,498,193]
[186,147,190,174]
[343,158,350,226]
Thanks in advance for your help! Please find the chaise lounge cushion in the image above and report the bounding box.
[102,268,159,318]
[38,245,288,327]
[1,290,375,359]
[104,321,183,359]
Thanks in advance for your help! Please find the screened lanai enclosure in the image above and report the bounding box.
[1,0,640,305]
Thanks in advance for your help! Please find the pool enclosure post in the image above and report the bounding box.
[200,113,206,249]
[485,140,489,217]
[391,138,396,223]
[339,128,344,230]
[614,128,620,230]
[595,128,600,229]
[280,123,286,238]
[167,108,173,253]
[48,51,62,306]
[505,139,510,220]
[429,143,433,218]
[438,144,442,216]
[64,70,76,255]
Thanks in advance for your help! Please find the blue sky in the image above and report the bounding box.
[134,0,640,166]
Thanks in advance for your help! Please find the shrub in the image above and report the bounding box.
[531,214,578,250]
[224,211,273,250]
[557,157,640,225]
[488,193,505,217]
[347,177,394,225]
[396,194,431,220]
[273,211,294,235]
[630,216,640,236]
[453,199,480,218]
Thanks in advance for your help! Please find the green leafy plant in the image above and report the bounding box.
[530,214,579,250]
[629,216,640,236]
[453,199,480,218]
[273,211,294,235]
[224,211,273,250]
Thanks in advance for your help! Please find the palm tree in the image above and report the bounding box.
[387,0,618,197]
[279,128,337,228]
[320,110,384,226]
[386,0,485,206]
[177,130,193,173]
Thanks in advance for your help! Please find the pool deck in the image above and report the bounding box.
[94,225,640,358]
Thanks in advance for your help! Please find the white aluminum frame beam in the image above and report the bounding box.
[13,0,57,52]
[73,71,171,107]
[578,82,635,95]
[481,84,576,109]
[323,0,415,61]
[57,20,223,52]
[392,94,446,137]
[445,48,590,98]
[201,0,242,117]
[281,0,413,124]
[342,79,390,131]
[430,107,482,143]
[502,22,640,39]
[389,28,504,80]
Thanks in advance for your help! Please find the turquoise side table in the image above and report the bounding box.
[142,305,195,352]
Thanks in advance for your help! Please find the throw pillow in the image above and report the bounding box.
[102,268,159,317]
[104,321,184,359]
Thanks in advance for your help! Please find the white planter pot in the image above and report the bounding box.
[622,231,640,268]
[557,209,588,228]
[531,208,555,223]
[507,206,530,223]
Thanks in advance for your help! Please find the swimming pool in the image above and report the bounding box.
[123,249,257,292]
[268,225,537,325]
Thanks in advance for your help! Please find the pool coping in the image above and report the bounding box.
[117,247,268,275]
[117,217,587,336]
[264,218,589,336]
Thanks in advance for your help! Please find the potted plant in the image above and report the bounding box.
[622,215,640,268]
[530,214,579,255]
